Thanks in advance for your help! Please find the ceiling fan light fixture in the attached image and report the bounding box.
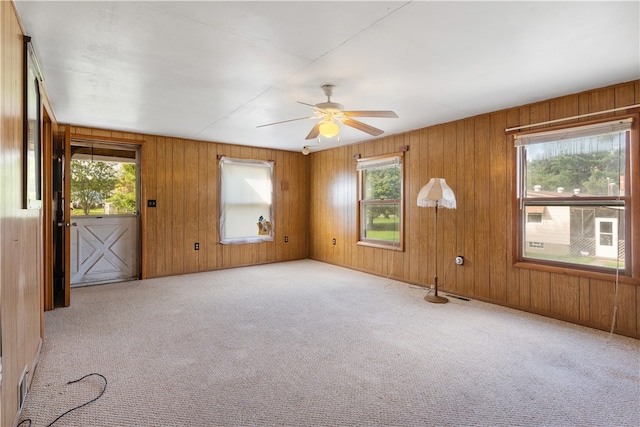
[318,120,340,138]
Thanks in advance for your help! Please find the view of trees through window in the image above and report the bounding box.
[520,127,628,271]
[71,159,137,215]
[359,157,402,248]
[525,136,625,196]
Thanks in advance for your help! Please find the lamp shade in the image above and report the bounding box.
[417,178,456,209]
[319,120,340,138]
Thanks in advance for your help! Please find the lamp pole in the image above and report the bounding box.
[425,203,448,303]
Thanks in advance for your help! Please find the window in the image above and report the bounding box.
[526,207,544,223]
[219,157,273,244]
[70,144,138,216]
[515,118,632,272]
[357,153,403,249]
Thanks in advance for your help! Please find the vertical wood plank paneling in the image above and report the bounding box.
[588,87,615,115]
[549,95,579,124]
[429,126,445,289]
[308,150,319,261]
[274,150,285,261]
[589,279,615,328]
[296,153,309,259]
[550,275,580,319]
[530,270,551,312]
[156,137,170,277]
[615,283,637,334]
[197,142,208,271]
[344,144,354,268]
[461,119,476,295]
[505,107,521,305]
[579,277,590,323]
[408,132,422,284]
[145,136,157,278]
[393,134,407,279]
[183,140,198,272]
[413,129,435,286]
[171,139,185,273]
[488,112,508,301]
[350,143,361,270]
[473,115,491,297]
[453,121,466,294]
[206,143,219,270]
[519,269,531,307]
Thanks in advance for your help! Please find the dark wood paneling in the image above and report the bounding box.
[489,112,508,301]
[550,275,580,319]
[63,129,309,279]
[309,80,640,338]
[473,115,491,298]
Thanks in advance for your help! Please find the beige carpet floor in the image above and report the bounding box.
[18,260,640,426]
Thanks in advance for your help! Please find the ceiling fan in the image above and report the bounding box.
[257,84,398,141]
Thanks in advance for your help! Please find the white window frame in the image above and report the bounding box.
[219,157,274,244]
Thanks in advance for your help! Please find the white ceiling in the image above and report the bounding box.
[14,1,640,153]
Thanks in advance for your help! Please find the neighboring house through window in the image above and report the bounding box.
[219,157,273,244]
[514,118,632,273]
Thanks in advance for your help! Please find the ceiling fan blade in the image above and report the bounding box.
[305,122,321,140]
[343,110,398,118]
[342,118,385,136]
[257,116,314,128]
[297,101,318,108]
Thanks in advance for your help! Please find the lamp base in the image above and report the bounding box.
[424,294,449,304]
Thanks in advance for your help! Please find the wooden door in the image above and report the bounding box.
[595,218,618,259]
[63,125,71,306]
[70,215,138,286]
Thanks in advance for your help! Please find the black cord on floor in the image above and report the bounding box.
[16,373,107,427]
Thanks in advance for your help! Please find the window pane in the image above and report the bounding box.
[71,159,137,216]
[523,204,625,269]
[357,154,403,249]
[524,130,626,197]
[220,158,273,243]
[361,202,400,243]
[363,165,401,200]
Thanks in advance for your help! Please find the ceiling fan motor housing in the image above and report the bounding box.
[315,101,344,112]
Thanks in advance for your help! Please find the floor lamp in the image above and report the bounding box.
[417,178,457,304]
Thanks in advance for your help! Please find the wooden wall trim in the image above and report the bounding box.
[70,132,146,145]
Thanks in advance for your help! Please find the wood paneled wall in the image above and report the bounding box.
[309,80,640,338]
[68,126,310,279]
[1,2,44,426]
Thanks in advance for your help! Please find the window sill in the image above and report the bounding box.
[357,241,403,251]
[514,261,639,285]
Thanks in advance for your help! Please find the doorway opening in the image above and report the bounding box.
[68,142,140,287]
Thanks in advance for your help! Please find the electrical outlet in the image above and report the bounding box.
[332,238,336,245]
[147,199,157,208]
[284,236,289,243]
[455,256,464,266]
[194,243,199,250]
